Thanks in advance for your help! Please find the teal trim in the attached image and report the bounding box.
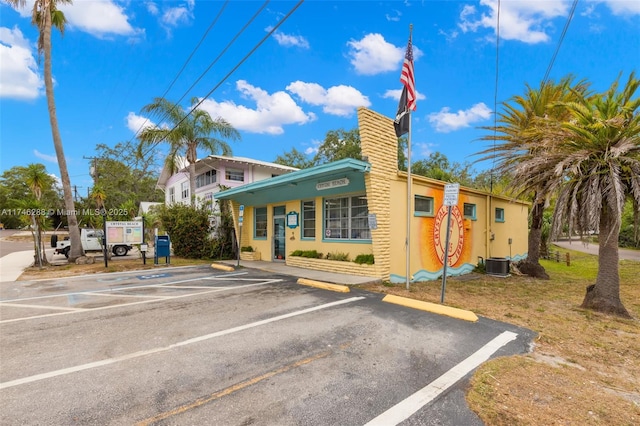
[390,263,476,283]
[463,203,477,220]
[321,239,372,244]
[495,207,505,223]
[216,158,370,206]
[414,212,434,218]
[300,199,316,240]
[509,253,527,261]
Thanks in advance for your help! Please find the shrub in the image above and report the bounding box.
[327,251,350,262]
[240,246,254,252]
[354,254,374,265]
[290,250,323,258]
[159,204,211,259]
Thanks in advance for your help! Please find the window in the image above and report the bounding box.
[226,168,244,182]
[302,200,316,239]
[203,192,214,211]
[463,203,477,220]
[495,207,505,222]
[169,187,175,204]
[323,195,371,240]
[196,170,216,188]
[254,207,267,238]
[414,195,434,216]
[181,182,189,200]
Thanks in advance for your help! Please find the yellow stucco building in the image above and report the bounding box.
[217,107,529,282]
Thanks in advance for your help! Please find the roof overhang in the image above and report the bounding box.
[216,158,371,206]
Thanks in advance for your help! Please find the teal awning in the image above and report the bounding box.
[216,158,371,206]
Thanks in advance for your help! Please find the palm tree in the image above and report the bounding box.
[519,72,639,318]
[9,0,83,261]
[24,164,53,267]
[137,97,240,206]
[476,76,589,279]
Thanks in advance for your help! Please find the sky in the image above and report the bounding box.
[1,0,639,195]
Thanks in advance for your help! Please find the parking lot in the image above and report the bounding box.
[0,266,534,425]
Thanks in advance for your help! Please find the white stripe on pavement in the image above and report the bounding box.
[0,296,365,390]
[364,330,518,426]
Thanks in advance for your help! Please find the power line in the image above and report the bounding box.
[152,0,305,149]
[491,0,501,193]
[129,0,232,143]
[135,0,274,160]
[542,0,579,84]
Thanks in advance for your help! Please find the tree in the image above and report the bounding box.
[476,76,589,279]
[411,152,476,186]
[314,129,362,164]
[274,128,408,171]
[0,164,63,229]
[137,97,240,206]
[24,164,56,267]
[274,147,315,169]
[8,0,83,261]
[521,72,639,317]
[93,142,164,209]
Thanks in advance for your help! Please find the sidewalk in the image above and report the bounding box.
[0,250,36,282]
[0,248,381,286]
[218,259,381,286]
[552,240,640,261]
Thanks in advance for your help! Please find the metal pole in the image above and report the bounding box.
[102,211,108,268]
[440,205,452,303]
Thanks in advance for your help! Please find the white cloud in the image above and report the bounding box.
[34,150,58,164]
[414,142,437,158]
[126,112,156,134]
[347,33,405,75]
[270,29,310,49]
[59,0,140,37]
[428,103,492,133]
[0,26,43,100]
[145,1,159,16]
[386,10,402,22]
[9,0,142,39]
[198,80,316,135]
[601,0,640,15]
[459,0,568,44]
[383,88,426,102]
[304,139,322,156]
[287,81,371,117]
[161,0,195,28]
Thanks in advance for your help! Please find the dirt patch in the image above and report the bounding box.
[357,257,640,425]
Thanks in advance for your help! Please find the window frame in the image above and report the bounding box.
[168,187,175,204]
[196,169,217,188]
[495,207,505,223]
[414,195,435,217]
[181,182,189,200]
[301,200,316,240]
[322,194,371,241]
[225,168,245,182]
[254,206,267,239]
[463,203,477,220]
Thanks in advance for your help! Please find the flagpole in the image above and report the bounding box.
[405,105,412,290]
[405,24,413,291]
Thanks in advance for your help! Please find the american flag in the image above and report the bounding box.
[400,36,416,111]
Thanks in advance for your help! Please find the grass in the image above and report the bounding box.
[18,256,212,280]
[357,246,640,425]
[13,239,640,424]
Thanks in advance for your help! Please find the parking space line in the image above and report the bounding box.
[0,296,365,390]
[364,331,518,426]
[0,280,282,325]
[0,302,84,312]
[82,292,174,300]
[135,349,336,425]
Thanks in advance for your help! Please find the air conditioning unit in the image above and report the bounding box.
[486,257,510,277]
